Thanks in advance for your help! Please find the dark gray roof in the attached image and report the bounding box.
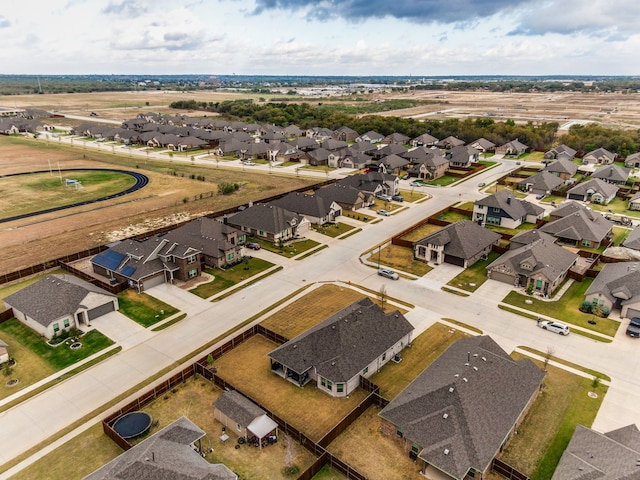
[437,136,465,148]
[541,209,613,243]
[4,274,115,327]
[585,262,640,307]
[412,133,439,145]
[227,204,303,236]
[488,239,578,283]
[470,138,496,150]
[377,154,410,170]
[568,178,619,199]
[546,144,577,159]
[448,145,478,165]
[509,229,556,250]
[213,390,265,427]
[544,157,578,176]
[269,192,336,219]
[551,201,588,218]
[518,170,565,192]
[551,424,640,480]
[315,184,367,205]
[95,238,177,282]
[499,139,528,153]
[268,298,413,382]
[162,218,240,260]
[585,147,616,162]
[337,172,394,193]
[380,336,544,480]
[475,189,542,221]
[378,143,408,156]
[622,226,640,251]
[414,220,501,261]
[591,164,631,183]
[84,416,236,480]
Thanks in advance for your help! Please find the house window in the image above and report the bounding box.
[486,216,501,225]
[337,384,344,393]
[187,255,197,264]
[53,323,60,332]
[188,268,198,279]
[411,443,419,453]
[582,239,591,247]
[396,426,403,437]
[320,377,326,387]
[63,319,70,328]
[492,207,501,213]
[326,380,333,390]
[227,253,234,261]
[258,230,265,237]
[362,367,368,375]
[536,279,543,290]
[236,423,241,432]
[382,352,387,361]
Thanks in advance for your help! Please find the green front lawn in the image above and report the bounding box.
[439,211,472,222]
[486,222,537,236]
[0,319,114,370]
[501,279,620,337]
[254,237,321,257]
[447,252,501,292]
[190,257,275,298]
[117,290,179,327]
[341,211,374,222]
[426,175,460,186]
[520,151,546,161]
[588,197,640,217]
[314,222,355,238]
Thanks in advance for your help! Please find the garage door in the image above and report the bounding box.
[87,301,115,321]
[141,274,165,291]
[444,255,465,267]
[626,308,640,319]
[490,271,516,285]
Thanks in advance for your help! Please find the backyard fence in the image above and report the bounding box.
[491,458,530,480]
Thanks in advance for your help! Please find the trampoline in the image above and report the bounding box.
[112,411,153,439]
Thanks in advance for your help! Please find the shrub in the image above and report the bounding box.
[579,301,593,313]
[218,182,240,195]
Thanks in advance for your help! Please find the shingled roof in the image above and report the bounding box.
[4,274,115,328]
[622,225,640,251]
[162,217,240,260]
[380,336,544,480]
[213,390,266,427]
[541,208,613,243]
[518,170,565,193]
[567,178,619,198]
[591,164,631,183]
[585,262,640,307]
[227,204,303,236]
[85,416,236,480]
[475,189,544,221]
[414,220,501,261]
[268,298,413,382]
[269,192,336,219]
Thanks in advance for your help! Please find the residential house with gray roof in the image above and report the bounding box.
[4,274,118,339]
[84,416,236,480]
[625,152,640,168]
[374,154,410,175]
[411,133,439,147]
[473,189,544,229]
[337,171,399,196]
[332,126,359,142]
[583,147,616,165]
[469,138,496,153]
[227,204,309,245]
[541,208,613,248]
[567,178,619,204]
[622,225,640,251]
[508,229,556,251]
[544,144,577,162]
[268,298,413,397]
[269,192,341,225]
[544,157,578,180]
[213,391,278,444]
[487,237,578,295]
[315,184,373,211]
[548,200,586,221]
[376,143,408,159]
[496,139,528,156]
[629,191,640,211]
[356,130,384,144]
[552,424,640,480]
[283,124,303,139]
[305,147,331,166]
[591,164,630,185]
[384,132,410,145]
[585,262,640,319]
[436,136,465,149]
[414,220,501,268]
[379,336,544,480]
[447,145,479,168]
[407,150,449,180]
[518,170,565,196]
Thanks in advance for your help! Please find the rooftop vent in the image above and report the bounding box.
[463,378,468,383]
[473,366,478,371]
[449,387,454,393]
[481,356,487,361]
[443,413,448,419]
[444,449,450,455]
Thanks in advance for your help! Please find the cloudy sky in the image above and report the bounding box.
[0,0,638,76]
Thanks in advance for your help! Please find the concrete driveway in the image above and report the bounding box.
[88,311,151,349]
[145,283,212,316]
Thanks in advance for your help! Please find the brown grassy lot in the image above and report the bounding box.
[327,405,424,480]
[260,284,368,338]
[400,223,441,242]
[214,335,369,442]
[376,244,433,277]
[0,136,315,273]
[370,322,471,400]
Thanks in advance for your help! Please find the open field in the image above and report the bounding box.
[0,136,316,273]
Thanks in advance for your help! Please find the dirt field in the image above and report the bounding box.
[0,136,315,273]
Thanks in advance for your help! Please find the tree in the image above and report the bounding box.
[543,346,555,371]
[379,285,388,311]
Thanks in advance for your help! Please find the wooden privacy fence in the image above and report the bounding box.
[491,458,530,480]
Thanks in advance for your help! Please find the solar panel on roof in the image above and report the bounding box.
[93,250,125,271]
[121,266,136,277]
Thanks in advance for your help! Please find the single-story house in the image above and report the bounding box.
[473,189,545,229]
[213,390,278,445]
[333,126,359,142]
[4,274,118,339]
[496,139,528,156]
[411,133,439,147]
[591,164,630,185]
[622,225,640,251]
[625,152,640,168]
[414,220,501,268]
[268,298,413,398]
[407,150,449,180]
[337,171,399,196]
[0,339,8,364]
[487,237,578,296]
[547,200,587,221]
[227,204,309,245]
[629,191,640,211]
[379,336,544,480]
[447,145,479,168]
[544,144,577,162]
[544,157,578,180]
[508,229,556,251]
[84,416,237,480]
[436,136,465,149]
[374,154,410,175]
[383,132,410,145]
[469,138,495,153]
[540,208,614,248]
[552,424,640,480]
[315,183,374,211]
[566,178,619,204]
[356,130,384,144]
[269,192,342,225]
[584,262,640,319]
[518,171,565,196]
[583,147,616,165]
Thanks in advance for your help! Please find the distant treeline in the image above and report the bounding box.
[408,79,640,93]
[171,99,640,155]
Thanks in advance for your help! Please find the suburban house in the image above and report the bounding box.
[411,133,439,147]
[496,139,528,156]
[552,424,640,480]
[4,274,118,339]
[544,157,578,180]
[374,154,410,175]
[436,136,465,149]
[541,207,613,248]
[518,171,565,196]
[625,152,640,168]
[305,147,331,166]
[628,191,640,211]
[508,229,556,251]
[0,339,9,364]
[315,184,374,211]
[333,126,359,142]
[269,192,342,225]
[85,417,237,480]
[545,144,577,162]
[566,178,619,204]
[227,204,309,245]
[469,138,496,153]
[583,147,616,165]
[547,200,587,221]
[337,171,399,196]
[407,150,449,180]
[379,336,544,480]
[584,262,640,319]
[591,164,630,185]
[375,143,408,159]
[413,220,501,268]
[447,145,479,168]
[384,132,410,145]
[622,225,640,250]
[486,237,578,296]
[213,390,278,445]
[356,130,384,144]
[268,298,413,398]
[473,189,545,229]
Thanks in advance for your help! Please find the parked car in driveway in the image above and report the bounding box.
[376,209,391,216]
[245,242,261,250]
[392,195,404,202]
[626,318,640,338]
[478,182,485,187]
[410,181,423,187]
[539,320,570,335]
[378,268,399,280]
[243,161,256,166]
[375,193,393,202]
